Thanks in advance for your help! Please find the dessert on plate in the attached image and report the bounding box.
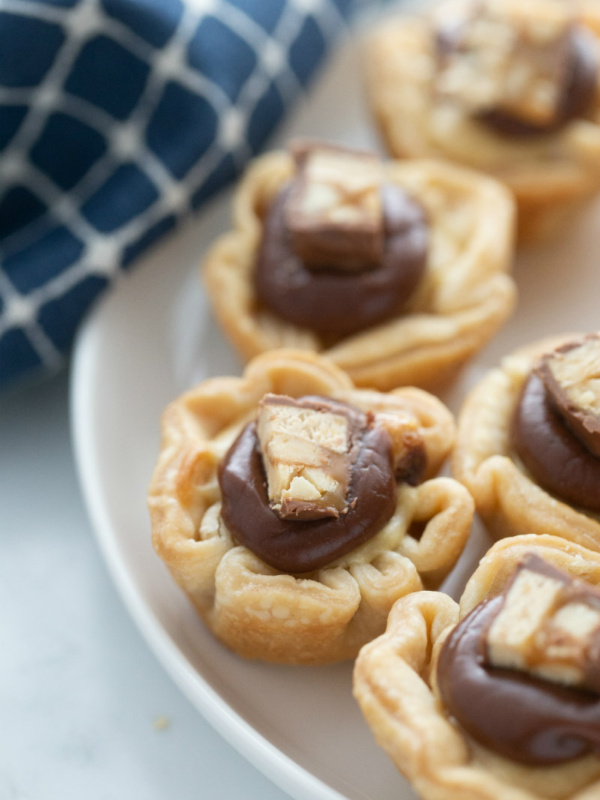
[364,0,600,242]
[452,332,600,552]
[148,349,474,664]
[354,534,600,800]
[203,140,516,393]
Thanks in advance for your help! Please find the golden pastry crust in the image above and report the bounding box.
[203,151,516,394]
[452,333,600,552]
[353,534,600,800]
[364,0,600,243]
[148,349,474,664]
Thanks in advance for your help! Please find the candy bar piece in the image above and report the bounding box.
[437,0,572,127]
[284,143,385,271]
[257,394,356,520]
[376,412,426,485]
[485,554,600,692]
[535,333,600,457]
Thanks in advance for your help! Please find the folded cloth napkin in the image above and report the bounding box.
[0,0,359,389]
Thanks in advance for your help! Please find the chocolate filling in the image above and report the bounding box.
[437,24,598,137]
[437,595,600,765]
[218,398,397,573]
[254,183,428,338]
[511,372,600,514]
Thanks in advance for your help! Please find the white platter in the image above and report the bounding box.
[71,22,600,800]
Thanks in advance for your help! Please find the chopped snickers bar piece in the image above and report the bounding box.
[437,1,579,130]
[375,411,426,485]
[535,333,600,457]
[485,554,600,693]
[257,394,357,520]
[284,142,385,271]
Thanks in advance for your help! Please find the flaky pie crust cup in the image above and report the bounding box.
[148,349,474,664]
[203,151,516,394]
[452,333,600,553]
[364,0,600,244]
[353,534,600,800]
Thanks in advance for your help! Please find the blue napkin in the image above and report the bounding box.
[0,0,358,389]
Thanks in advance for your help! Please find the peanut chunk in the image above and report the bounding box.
[437,0,573,127]
[285,142,385,271]
[257,394,355,520]
[535,333,600,457]
[486,554,600,692]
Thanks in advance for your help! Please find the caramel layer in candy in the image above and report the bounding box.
[535,333,600,458]
[284,143,384,271]
[257,394,357,520]
[485,554,600,693]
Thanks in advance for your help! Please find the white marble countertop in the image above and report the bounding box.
[0,369,289,800]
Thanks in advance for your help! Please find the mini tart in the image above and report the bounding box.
[148,349,474,664]
[353,534,600,800]
[364,0,600,243]
[202,151,516,394]
[452,333,600,552]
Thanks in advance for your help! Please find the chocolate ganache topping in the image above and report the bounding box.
[254,146,428,338]
[218,396,403,573]
[437,556,600,765]
[436,5,598,138]
[511,341,600,514]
